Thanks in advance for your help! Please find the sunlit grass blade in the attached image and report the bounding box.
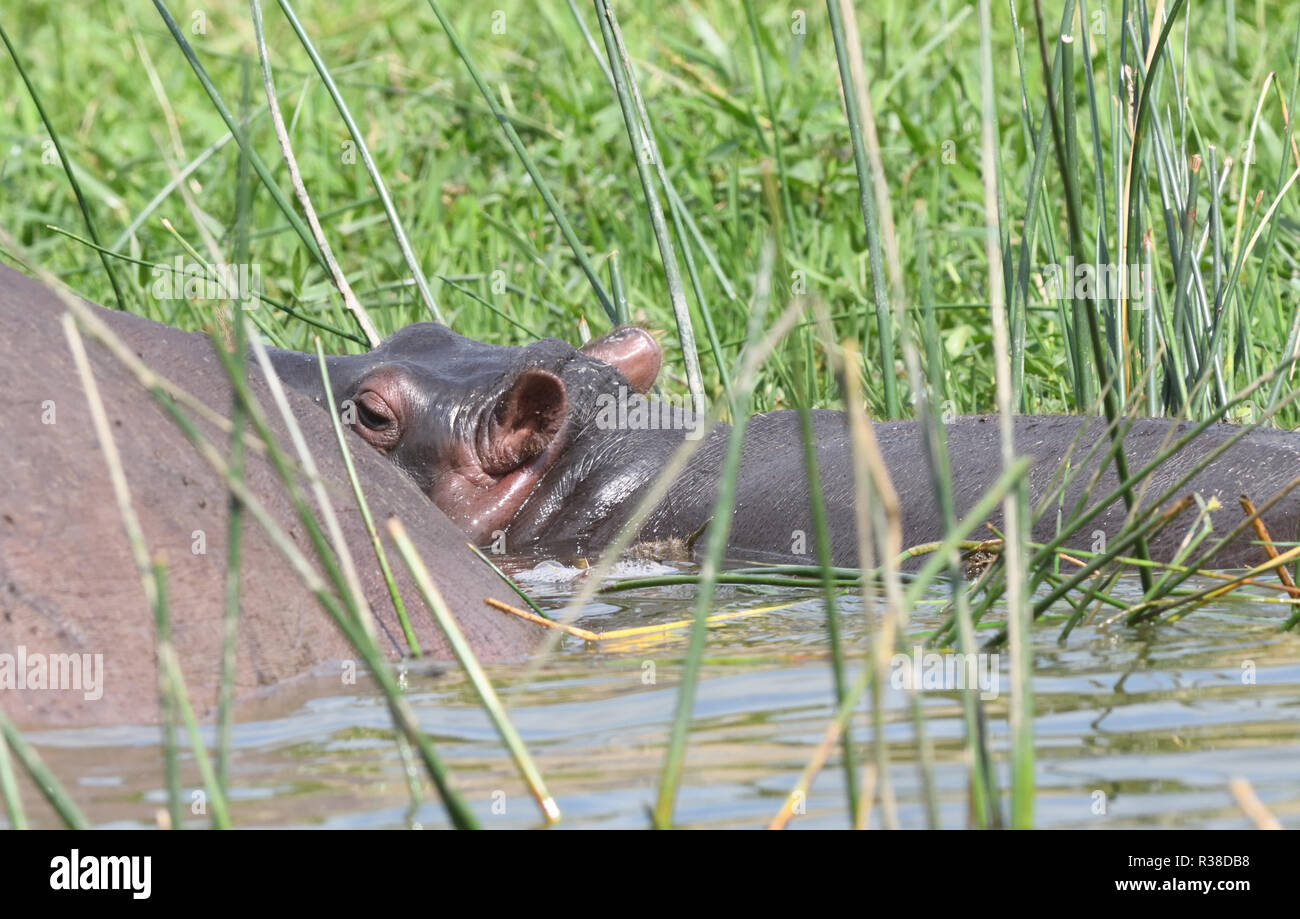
[253,0,382,344]
[64,313,231,828]
[652,243,805,828]
[151,0,328,275]
[0,717,28,829]
[592,0,706,411]
[823,0,898,418]
[424,0,616,322]
[389,519,560,825]
[0,21,126,307]
[0,711,88,829]
[978,0,1032,830]
[315,337,420,653]
[1033,0,1156,592]
[275,0,441,327]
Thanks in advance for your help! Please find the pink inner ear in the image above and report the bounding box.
[580,326,662,393]
[482,369,567,475]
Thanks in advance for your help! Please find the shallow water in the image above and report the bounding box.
[9,562,1300,829]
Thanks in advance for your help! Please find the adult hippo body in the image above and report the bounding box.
[0,263,539,728]
[270,321,1300,571]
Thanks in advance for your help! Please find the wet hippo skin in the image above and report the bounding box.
[0,262,540,728]
[269,319,1300,571]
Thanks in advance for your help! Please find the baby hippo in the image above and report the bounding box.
[270,323,1300,570]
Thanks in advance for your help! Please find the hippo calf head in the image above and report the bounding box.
[318,323,661,541]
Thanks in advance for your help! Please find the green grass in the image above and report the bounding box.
[1,0,1293,423]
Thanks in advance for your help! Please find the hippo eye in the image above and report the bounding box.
[355,392,394,430]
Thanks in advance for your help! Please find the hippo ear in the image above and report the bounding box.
[580,326,661,393]
[481,369,568,475]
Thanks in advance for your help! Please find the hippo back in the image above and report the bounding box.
[0,262,539,728]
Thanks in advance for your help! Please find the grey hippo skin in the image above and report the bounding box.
[270,319,1300,570]
[0,262,540,728]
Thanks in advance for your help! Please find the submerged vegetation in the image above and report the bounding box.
[2,0,1299,828]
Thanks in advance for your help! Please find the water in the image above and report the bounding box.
[9,564,1300,828]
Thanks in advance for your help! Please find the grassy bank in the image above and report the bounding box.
[3,1,1297,421]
